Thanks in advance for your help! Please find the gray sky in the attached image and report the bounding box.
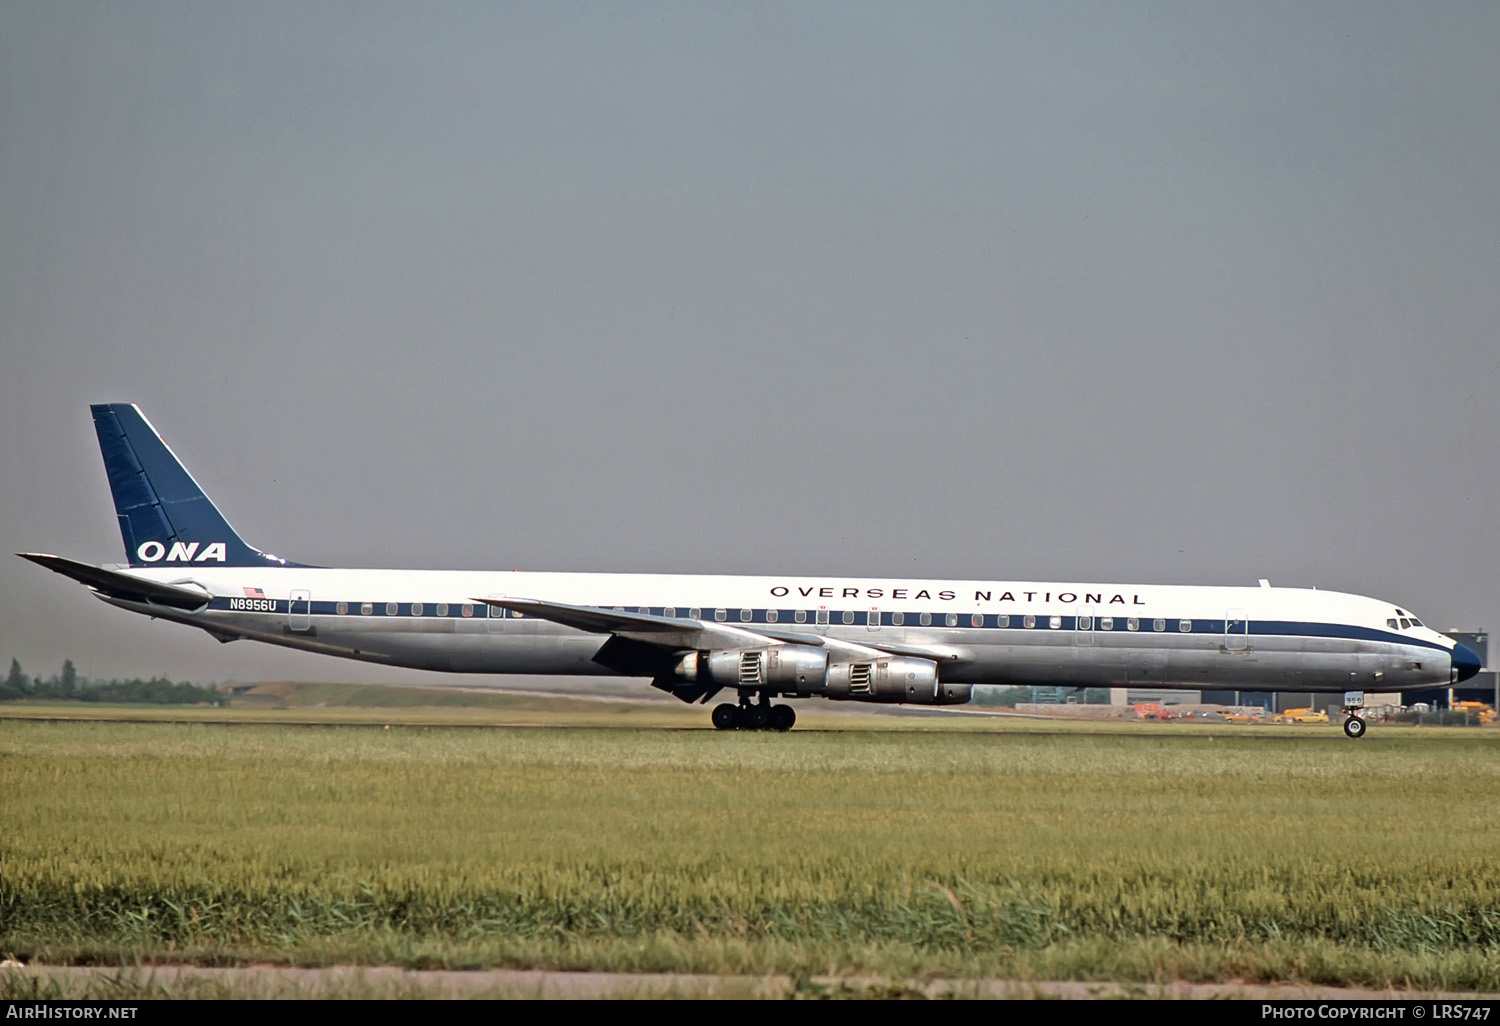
[2,1,1497,685]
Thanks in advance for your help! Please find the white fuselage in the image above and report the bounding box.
[102,566,1461,694]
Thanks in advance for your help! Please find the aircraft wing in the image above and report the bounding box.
[476,597,703,635]
[18,553,212,610]
[473,596,807,649]
[473,596,961,663]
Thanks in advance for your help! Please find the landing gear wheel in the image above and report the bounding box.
[711,703,741,731]
[747,705,770,730]
[1343,715,1366,739]
[770,704,796,732]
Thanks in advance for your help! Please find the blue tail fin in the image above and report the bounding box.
[91,404,299,568]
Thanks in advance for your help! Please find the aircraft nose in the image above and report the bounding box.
[1451,643,1482,683]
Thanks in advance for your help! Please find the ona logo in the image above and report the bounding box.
[136,541,228,563]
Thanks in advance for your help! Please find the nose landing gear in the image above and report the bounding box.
[711,694,796,732]
[1342,690,1366,739]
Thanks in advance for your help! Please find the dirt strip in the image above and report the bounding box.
[4,965,1495,1000]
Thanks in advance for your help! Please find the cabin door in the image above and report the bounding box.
[289,589,311,631]
[1224,609,1248,652]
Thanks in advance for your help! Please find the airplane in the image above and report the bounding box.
[19,404,1481,738]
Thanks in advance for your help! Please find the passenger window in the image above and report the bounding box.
[1127,617,1138,631]
[412,603,423,617]
[387,602,400,616]
[1079,616,1092,630]
[1153,618,1165,632]
[767,610,779,623]
[919,612,931,626]
[842,610,855,624]
[945,613,958,627]
[740,608,753,622]
[1024,615,1035,628]
[891,612,904,626]
[362,602,373,616]
[715,608,727,622]
[816,608,829,625]
[1101,617,1113,630]
[1049,615,1062,629]
[336,601,348,615]
[461,604,473,617]
[689,607,701,619]
[663,607,675,618]
[794,610,807,623]
[1179,619,1191,632]
[512,609,524,618]
[435,603,448,617]
[638,607,649,616]
[997,615,1009,628]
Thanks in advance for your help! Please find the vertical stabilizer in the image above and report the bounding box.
[91,404,299,568]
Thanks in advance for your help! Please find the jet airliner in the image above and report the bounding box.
[20,404,1480,737]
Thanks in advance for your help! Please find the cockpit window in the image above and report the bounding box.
[1387,619,1399,629]
[1409,617,1422,627]
[1399,618,1411,629]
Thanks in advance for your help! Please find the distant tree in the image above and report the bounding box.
[0,659,25,700]
[0,660,223,706]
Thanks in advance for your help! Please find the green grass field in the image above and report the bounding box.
[2,709,1498,991]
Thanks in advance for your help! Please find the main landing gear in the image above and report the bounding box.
[712,695,796,732]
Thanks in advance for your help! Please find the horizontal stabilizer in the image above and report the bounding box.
[16,553,212,610]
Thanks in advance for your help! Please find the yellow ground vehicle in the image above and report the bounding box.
[1224,708,1281,724]
[1283,707,1330,724]
[1452,701,1497,724]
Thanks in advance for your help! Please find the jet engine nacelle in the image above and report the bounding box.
[825,655,970,705]
[674,645,830,688]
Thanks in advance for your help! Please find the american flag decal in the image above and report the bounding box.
[243,586,266,599]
